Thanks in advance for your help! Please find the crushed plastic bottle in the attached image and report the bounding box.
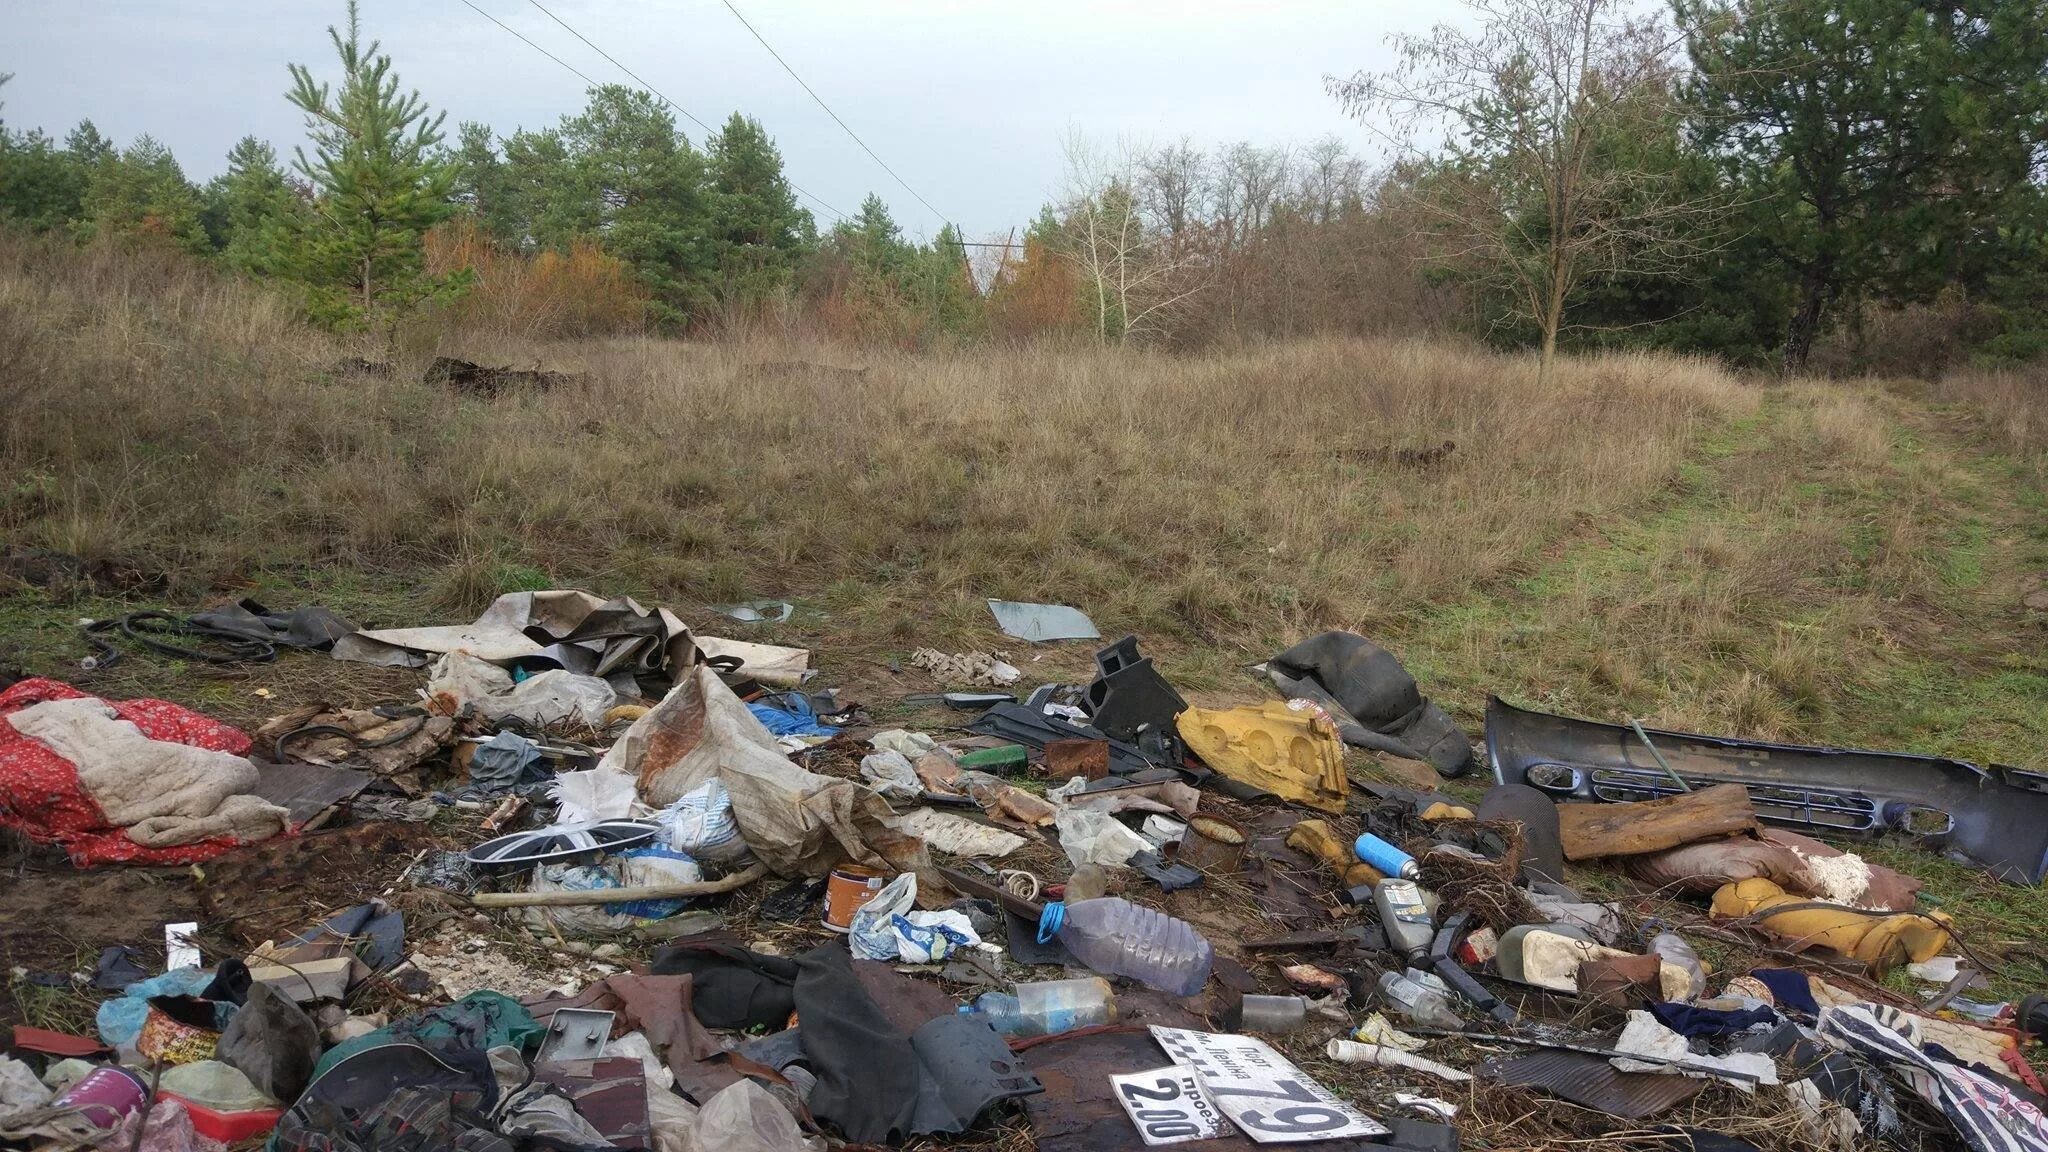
[1043,898,1214,997]
[1648,931,1707,1002]
[959,977,1116,1037]
[1378,968,1464,1030]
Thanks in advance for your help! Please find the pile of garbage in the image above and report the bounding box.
[3,590,2046,1152]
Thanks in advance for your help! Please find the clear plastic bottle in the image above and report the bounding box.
[1648,931,1706,1002]
[960,977,1117,1037]
[1377,969,1464,1030]
[1049,898,1214,997]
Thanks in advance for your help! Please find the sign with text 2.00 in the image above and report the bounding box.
[1109,1065,1227,1145]
[1148,1027,1388,1144]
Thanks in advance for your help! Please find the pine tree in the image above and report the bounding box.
[451,120,521,243]
[706,112,813,304]
[73,134,208,253]
[280,0,466,327]
[556,85,712,325]
[210,136,299,273]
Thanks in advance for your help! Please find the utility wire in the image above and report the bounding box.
[718,0,950,226]
[459,0,600,89]
[527,0,713,134]
[459,0,845,221]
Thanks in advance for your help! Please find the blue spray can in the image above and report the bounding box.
[1353,832,1420,879]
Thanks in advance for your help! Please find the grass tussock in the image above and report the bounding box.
[1929,365,2048,473]
[0,230,1755,665]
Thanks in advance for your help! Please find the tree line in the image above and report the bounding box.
[3,0,2046,376]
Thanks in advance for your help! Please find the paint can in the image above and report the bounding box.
[821,865,888,933]
[52,1066,148,1129]
[1177,814,1247,874]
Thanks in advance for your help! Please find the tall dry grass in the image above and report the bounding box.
[1928,366,2047,473]
[0,230,1756,659]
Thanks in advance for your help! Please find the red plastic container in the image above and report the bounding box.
[160,1094,283,1142]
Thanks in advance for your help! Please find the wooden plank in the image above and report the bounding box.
[1556,783,1757,860]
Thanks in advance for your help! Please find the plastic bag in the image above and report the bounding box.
[656,780,752,865]
[1055,808,1151,869]
[550,768,641,824]
[859,751,922,802]
[520,863,633,936]
[849,873,919,960]
[847,873,979,963]
[608,846,704,919]
[694,1079,810,1152]
[869,729,938,760]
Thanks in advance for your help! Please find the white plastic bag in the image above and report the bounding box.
[859,751,923,802]
[846,873,980,963]
[869,729,938,760]
[1055,808,1151,869]
[849,873,919,960]
[656,780,752,865]
[550,768,642,823]
[694,1079,810,1152]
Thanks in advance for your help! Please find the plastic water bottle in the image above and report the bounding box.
[1378,969,1464,1030]
[1648,931,1706,1002]
[1044,898,1214,997]
[960,977,1116,1037]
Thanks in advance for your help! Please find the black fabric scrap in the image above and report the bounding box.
[648,934,799,1031]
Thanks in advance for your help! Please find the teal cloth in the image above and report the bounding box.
[310,990,541,1079]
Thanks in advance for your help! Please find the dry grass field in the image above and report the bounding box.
[4,228,2048,1009]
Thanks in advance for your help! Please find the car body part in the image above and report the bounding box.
[967,703,1178,778]
[535,1009,614,1064]
[1485,696,2048,884]
[1082,637,1188,740]
[464,819,660,870]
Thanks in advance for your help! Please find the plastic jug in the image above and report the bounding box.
[1377,968,1464,1030]
[960,977,1116,1037]
[1042,898,1214,997]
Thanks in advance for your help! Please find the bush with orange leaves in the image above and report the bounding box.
[986,236,1085,342]
[424,218,648,339]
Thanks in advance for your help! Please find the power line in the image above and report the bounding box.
[458,0,845,221]
[526,0,713,135]
[458,0,600,89]
[718,0,950,226]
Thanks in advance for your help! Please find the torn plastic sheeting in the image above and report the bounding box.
[600,663,915,877]
[1055,808,1152,869]
[695,1078,815,1152]
[884,808,1027,858]
[695,636,811,688]
[1816,1004,2048,1152]
[987,600,1100,643]
[426,652,619,729]
[332,590,696,680]
[860,751,924,802]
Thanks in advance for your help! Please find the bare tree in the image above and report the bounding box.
[1296,135,1366,225]
[1137,137,1205,239]
[1328,0,1714,384]
[1059,133,1209,345]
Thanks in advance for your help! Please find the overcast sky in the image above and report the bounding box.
[3,1,1418,243]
